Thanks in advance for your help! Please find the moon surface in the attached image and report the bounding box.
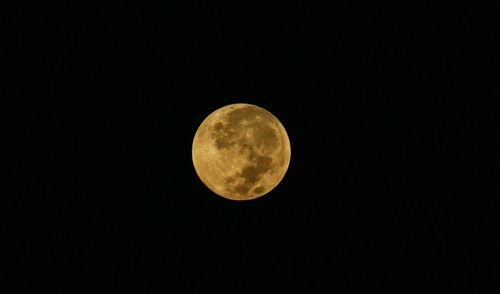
[192,103,291,200]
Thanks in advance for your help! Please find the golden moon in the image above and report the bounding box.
[192,103,291,201]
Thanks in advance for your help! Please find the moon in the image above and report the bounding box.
[192,103,291,201]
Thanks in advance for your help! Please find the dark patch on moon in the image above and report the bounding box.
[228,152,273,196]
[226,106,258,125]
[213,122,223,131]
[215,136,234,149]
[234,154,273,194]
[254,155,273,173]
[252,123,279,149]
[240,165,261,184]
[234,184,251,194]
[253,186,264,194]
[211,121,236,149]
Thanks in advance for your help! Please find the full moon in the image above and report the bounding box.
[192,103,291,201]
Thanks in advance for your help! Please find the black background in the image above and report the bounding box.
[9,1,498,292]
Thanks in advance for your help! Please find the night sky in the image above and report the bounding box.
[9,2,497,292]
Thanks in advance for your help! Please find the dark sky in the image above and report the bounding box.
[9,1,497,292]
